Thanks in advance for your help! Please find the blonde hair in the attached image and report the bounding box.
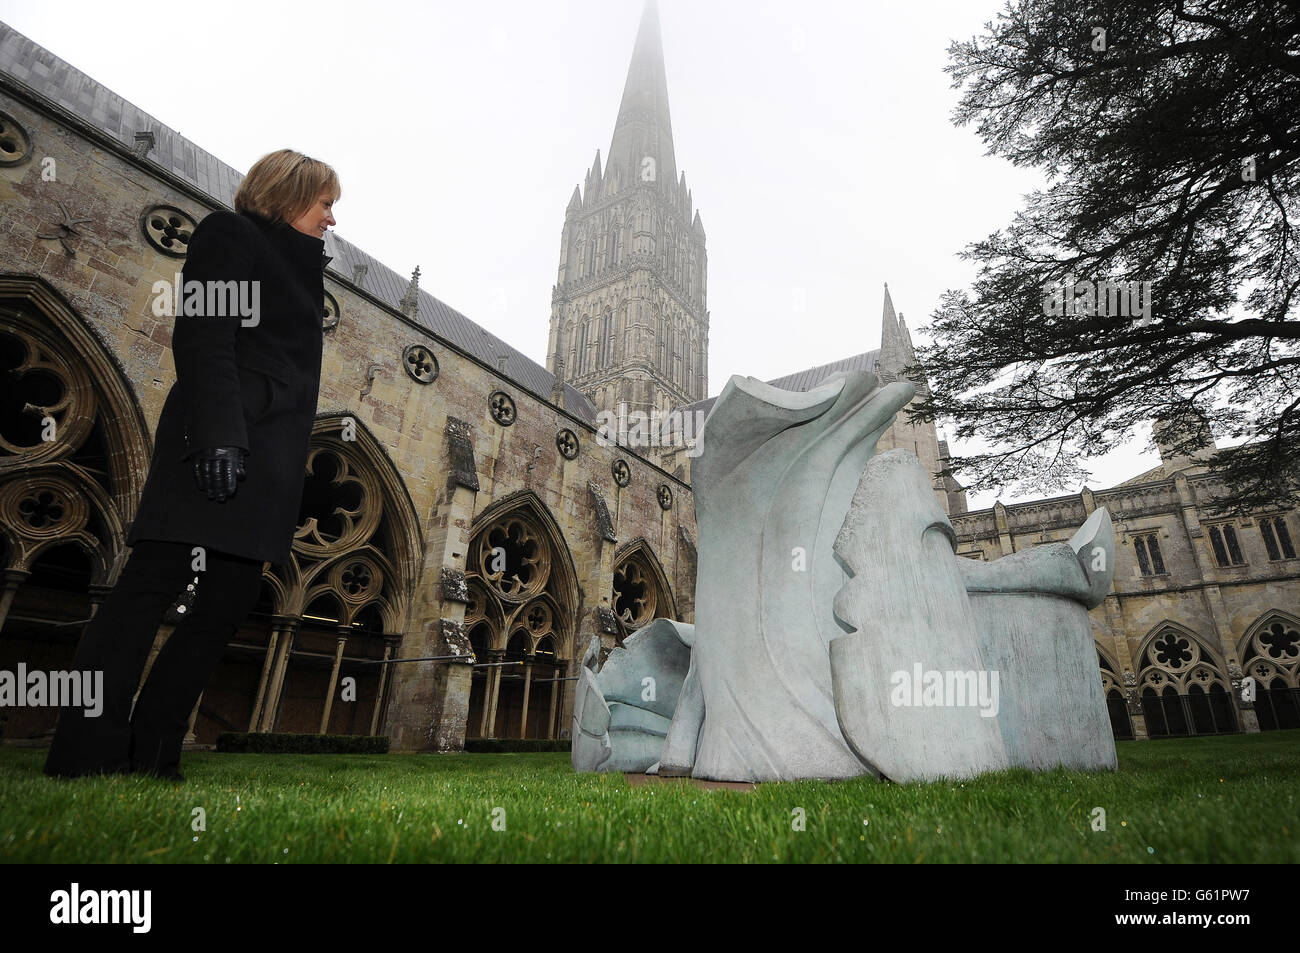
[234,149,340,223]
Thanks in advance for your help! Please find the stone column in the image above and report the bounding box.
[184,693,202,745]
[484,650,505,738]
[1229,662,1261,734]
[557,657,576,739]
[319,629,349,735]
[384,416,479,751]
[1124,674,1150,741]
[547,665,559,739]
[477,662,492,739]
[370,636,398,736]
[0,570,27,633]
[259,619,298,732]
[520,659,533,738]
[248,624,282,731]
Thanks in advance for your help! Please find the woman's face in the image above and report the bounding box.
[289,192,337,238]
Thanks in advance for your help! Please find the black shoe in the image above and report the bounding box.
[132,765,185,782]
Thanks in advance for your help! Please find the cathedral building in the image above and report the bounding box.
[951,426,1300,740]
[0,2,1293,758]
[0,11,701,751]
[546,2,708,421]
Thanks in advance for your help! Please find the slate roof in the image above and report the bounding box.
[678,349,881,421]
[0,20,598,422]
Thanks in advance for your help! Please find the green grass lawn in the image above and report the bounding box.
[2,730,1296,863]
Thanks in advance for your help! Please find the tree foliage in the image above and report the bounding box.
[915,0,1300,511]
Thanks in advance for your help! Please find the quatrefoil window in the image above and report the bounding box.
[340,561,372,596]
[657,484,673,510]
[402,344,438,384]
[611,459,631,487]
[614,561,651,626]
[140,204,197,257]
[0,111,33,166]
[489,391,516,426]
[19,490,65,529]
[1260,621,1299,660]
[322,291,340,330]
[480,518,545,599]
[1153,632,1193,670]
[295,447,369,550]
[556,428,579,460]
[525,602,552,634]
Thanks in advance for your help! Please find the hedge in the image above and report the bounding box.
[462,738,571,753]
[216,732,389,754]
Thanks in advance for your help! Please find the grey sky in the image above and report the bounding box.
[0,0,1163,505]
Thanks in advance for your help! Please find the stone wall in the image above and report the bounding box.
[0,86,697,751]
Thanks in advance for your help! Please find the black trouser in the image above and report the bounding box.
[44,540,264,778]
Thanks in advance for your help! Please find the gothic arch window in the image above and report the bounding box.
[1097,647,1132,740]
[564,319,577,372]
[1259,513,1296,560]
[657,314,666,373]
[245,415,422,739]
[576,317,590,377]
[1135,623,1235,737]
[685,332,693,394]
[573,238,585,280]
[465,492,578,740]
[0,277,153,740]
[599,308,614,366]
[611,539,677,640]
[1238,612,1300,730]
[606,220,619,269]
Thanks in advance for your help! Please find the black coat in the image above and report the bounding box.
[127,209,326,565]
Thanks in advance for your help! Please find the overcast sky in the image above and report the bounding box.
[1,0,1165,506]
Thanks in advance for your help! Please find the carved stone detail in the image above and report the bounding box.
[489,391,517,426]
[0,110,34,166]
[322,290,340,330]
[556,428,579,460]
[595,606,620,636]
[439,618,474,659]
[445,416,480,491]
[139,204,197,257]
[38,201,94,257]
[440,566,469,603]
[678,525,697,560]
[588,481,617,543]
[402,344,438,384]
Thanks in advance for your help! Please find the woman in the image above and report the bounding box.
[44,149,340,780]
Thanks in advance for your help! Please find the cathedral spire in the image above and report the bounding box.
[878,283,908,374]
[607,0,677,192]
[548,1,706,418]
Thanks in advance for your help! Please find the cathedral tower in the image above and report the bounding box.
[546,0,709,417]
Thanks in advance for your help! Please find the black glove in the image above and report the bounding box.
[193,446,246,502]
